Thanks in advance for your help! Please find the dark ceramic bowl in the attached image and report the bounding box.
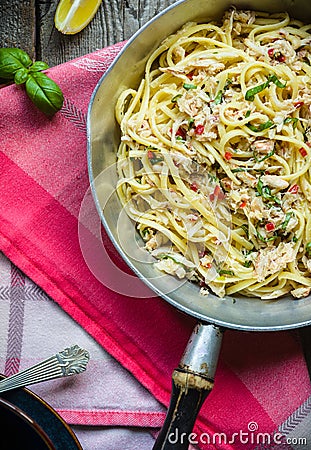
[0,375,82,450]
[0,397,55,450]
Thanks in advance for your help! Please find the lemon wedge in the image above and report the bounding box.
[54,0,102,35]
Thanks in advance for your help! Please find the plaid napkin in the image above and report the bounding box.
[0,42,311,449]
[0,251,165,449]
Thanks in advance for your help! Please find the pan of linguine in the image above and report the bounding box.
[87,0,311,448]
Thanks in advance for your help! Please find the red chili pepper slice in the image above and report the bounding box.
[195,124,205,135]
[299,147,308,157]
[190,182,198,192]
[268,48,274,57]
[147,150,155,159]
[288,184,299,194]
[215,185,225,200]
[294,101,304,109]
[214,185,221,196]
[239,201,247,208]
[210,185,225,202]
[187,70,195,80]
[224,151,233,160]
[176,127,186,139]
[265,222,275,232]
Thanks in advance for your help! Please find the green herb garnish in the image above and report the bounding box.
[0,47,63,116]
[247,120,275,132]
[243,261,252,268]
[232,167,249,173]
[207,173,218,182]
[171,94,182,103]
[256,178,281,204]
[188,118,195,129]
[241,224,249,238]
[281,211,293,230]
[140,228,152,239]
[253,148,275,162]
[245,74,286,101]
[224,78,233,90]
[306,242,311,256]
[183,83,197,90]
[213,90,223,105]
[256,227,278,242]
[284,117,299,128]
[218,269,234,276]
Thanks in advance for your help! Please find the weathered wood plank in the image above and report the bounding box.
[0,0,36,58]
[0,0,177,67]
[37,0,176,66]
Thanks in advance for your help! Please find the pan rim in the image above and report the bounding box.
[87,0,311,332]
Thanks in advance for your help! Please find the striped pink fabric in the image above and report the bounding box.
[0,43,311,449]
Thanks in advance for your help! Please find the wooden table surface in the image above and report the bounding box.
[0,0,176,67]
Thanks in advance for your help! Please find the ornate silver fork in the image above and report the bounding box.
[0,344,90,393]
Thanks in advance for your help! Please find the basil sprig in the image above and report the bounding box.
[247,119,275,132]
[213,90,223,105]
[245,74,286,101]
[284,117,299,128]
[281,211,293,230]
[0,47,63,116]
[305,242,311,256]
[256,226,278,242]
[256,177,281,205]
[253,147,275,162]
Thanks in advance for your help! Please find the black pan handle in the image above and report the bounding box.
[153,323,223,450]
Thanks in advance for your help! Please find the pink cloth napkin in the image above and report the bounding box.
[0,251,165,449]
[1,42,311,449]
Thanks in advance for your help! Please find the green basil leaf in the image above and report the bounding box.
[241,224,249,237]
[281,211,293,230]
[0,48,32,79]
[183,83,197,90]
[218,269,234,276]
[284,117,299,128]
[256,178,263,196]
[224,78,232,90]
[256,228,277,242]
[25,72,64,116]
[257,178,282,204]
[306,242,311,256]
[245,74,286,101]
[171,94,182,103]
[29,61,49,72]
[14,68,29,85]
[247,119,275,132]
[245,80,270,101]
[253,148,275,162]
[268,74,287,88]
[243,261,252,267]
[188,118,195,130]
[213,89,223,105]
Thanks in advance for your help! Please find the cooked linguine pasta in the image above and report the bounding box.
[115,8,311,299]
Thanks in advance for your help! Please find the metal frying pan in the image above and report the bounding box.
[87,0,311,448]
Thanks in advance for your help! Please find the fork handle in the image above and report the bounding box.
[0,344,90,393]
